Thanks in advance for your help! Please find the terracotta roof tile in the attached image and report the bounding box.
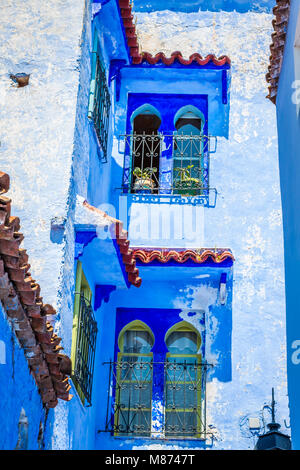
[134,51,231,67]
[118,1,231,67]
[132,248,234,264]
[266,0,291,104]
[0,171,72,408]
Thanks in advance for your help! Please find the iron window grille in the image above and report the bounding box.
[120,133,217,196]
[90,55,111,163]
[103,359,212,440]
[73,293,98,406]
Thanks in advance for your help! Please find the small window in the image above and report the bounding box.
[114,321,154,436]
[88,49,111,162]
[71,261,98,406]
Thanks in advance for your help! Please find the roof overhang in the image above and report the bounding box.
[74,198,141,289]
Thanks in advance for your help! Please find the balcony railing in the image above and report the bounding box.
[73,293,98,406]
[102,359,212,440]
[120,133,216,197]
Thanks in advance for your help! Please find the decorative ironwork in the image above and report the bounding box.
[73,293,98,406]
[92,56,111,162]
[120,133,216,197]
[103,359,211,439]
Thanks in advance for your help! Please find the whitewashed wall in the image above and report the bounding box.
[0,0,88,306]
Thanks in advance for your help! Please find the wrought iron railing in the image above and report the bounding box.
[73,293,98,406]
[92,56,111,162]
[120,133,216,196]
[103,359,212,439]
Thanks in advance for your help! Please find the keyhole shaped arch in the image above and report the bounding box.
[164,320,202,355]
[130,103,162,133]
[173,105,205,134]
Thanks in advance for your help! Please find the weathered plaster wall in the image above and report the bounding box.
[0,303,45,450]
[0,0,99,450]
[0,0,87,306]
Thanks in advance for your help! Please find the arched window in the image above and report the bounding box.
[130,105,161,193]
[164,322,202,438]
[115,321,154,436]
[173,106,205,196]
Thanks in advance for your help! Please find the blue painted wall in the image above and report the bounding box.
[0,303,45,450]
[92,262,233,449]
[276,0,300,450]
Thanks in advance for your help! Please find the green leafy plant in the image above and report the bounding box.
[132,167,157,179]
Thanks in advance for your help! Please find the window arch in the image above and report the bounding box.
[130,105,161,194]
[173,105,204,132]
[165,321,201,354]
[164,321,202,438]
[118,320,154,353]
[115,321,154,436]
[173,106,205,196]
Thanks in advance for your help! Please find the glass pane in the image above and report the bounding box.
[123,330,153,354]
[166,331,198,354]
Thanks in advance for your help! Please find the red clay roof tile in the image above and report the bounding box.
[0,172,72,408]
[266,0,291,104]
[132,248,234,264]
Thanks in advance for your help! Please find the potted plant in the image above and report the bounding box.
[132,167,157,193]
[174,165,203,196]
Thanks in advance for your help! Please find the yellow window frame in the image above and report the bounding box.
[71,261,92,405]
[115,322,154,437]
